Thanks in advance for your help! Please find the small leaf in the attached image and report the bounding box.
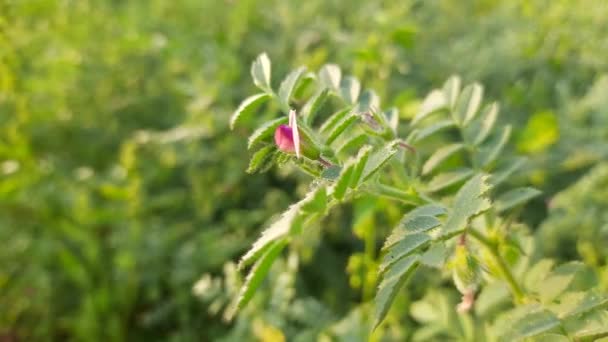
[321,165,342,180]
[440,174,492,238]
[422,143,465,175]
[373,255,420,329]
[495,187,541,213]
[411,90,446,126]
[320,107,352,135]
[340,76,361,104]
[550,291,608,320]
[247,146,276,174]
[465,102,499,145]
[325,112,357,144]
[319,64,341,90]
[234,239,287,311]
[349,145,373,188]
[332,162,354,200]
[251,52,272,92]
[427,168,474,193]
[453,83,483,126]
[337,133,368,155]
[539,262,585,304]
[407,204,448,217]
[361,141,399,181]
[301,88,330,124]
[414,119,456,142]
[357,89,380,112]
[563,307,608,339]
[301,186,328,213]
[278,67,306,110]
[443,76,461,109]
[383,214,442,249]
[475,125,512,169]
[420,243,448,268]
[380,233,430,273]
[524,259,555,293]
[247,117,288,149]
[230,93,271,129]
[494,304,560,341]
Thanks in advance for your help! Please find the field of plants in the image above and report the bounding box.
[1,0,608,341]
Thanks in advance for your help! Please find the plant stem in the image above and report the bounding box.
[468,229,525,303]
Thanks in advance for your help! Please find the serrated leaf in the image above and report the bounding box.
[495,187,541,213]
[320,107,352,135]
[319,64,341,90]
[408,204,448,217]
[234,239,287,311]
[550,291,608,320]
[412,90,446,126]
[453,83,483,126]
[494,304,560,341]
[278,67,306,110]
[427,168,474,192]
[301,88,330,124]
[340,76,361,104]
[443,76,461,109]
[349,145,373,188]
[230,93,271,129]
[422,143,464,175]
[247,145,276,174]
[383,215,442,250]
[251,52,272,92]
[490,157,526,186]
[414,119,456,142]
[357,89,380,112]
[373,255,419,329]
[247,117,288,149]
[465,102,499,145]
[361,141,399,181]
[325,112,357,144]
[380,233,430,273]
[440,174,492,238]
[475,125,512,168]
[420,243,448,268]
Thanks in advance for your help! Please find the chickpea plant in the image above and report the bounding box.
[228,53,608,341]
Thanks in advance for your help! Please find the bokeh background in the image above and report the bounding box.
[1,0,607,340]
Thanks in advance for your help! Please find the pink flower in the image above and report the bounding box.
[274,109,301,158]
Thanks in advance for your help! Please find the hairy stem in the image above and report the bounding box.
[468,228,525,303]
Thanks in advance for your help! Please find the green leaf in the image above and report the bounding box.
[251,52,272,92]
[247,145,276,174]
[420,243,448,268]
[337,133,368,156]
[411,90,446,126]
[383,212,443,249]
[320,107,352,135]
[357,89,380,112]
[494,304,560,341]
[440,174,492,238]
[373,255,420,329]
[475,125,512,168]
[234,239,287,311]
[443,76,461,109]
[247,117,288,149]
[340,76,361,104]
[453,83,483,126]
[301,87,330,124]
[524,259,555,293]
[230,93,271,129]
[278,67,306,110]
[490,157,526,186]
[550,291,608,320]
[349,145,373,188]
[321,165,341,180]
[325,112,357,144]
[318,64,341,90]
[531,334,570,342]
[332,162,354,200]
[564,309,608,340]
[427,168,474,193]
[301,186,328,213]
[475,282,510,316]
[414,119,456,142]
[465,102,499,145]
[407,204,448,217]
[495,187,541,213]
[422,143,464,175]
[380,233,430,273]
[517,111,559,154]
[539,262,585,304]
[361,141,399,181]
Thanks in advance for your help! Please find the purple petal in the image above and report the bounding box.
[274,125,295,153]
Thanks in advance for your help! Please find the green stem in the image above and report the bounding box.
[468,229,525,303]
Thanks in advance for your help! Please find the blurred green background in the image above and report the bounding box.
[1,0,607,340]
